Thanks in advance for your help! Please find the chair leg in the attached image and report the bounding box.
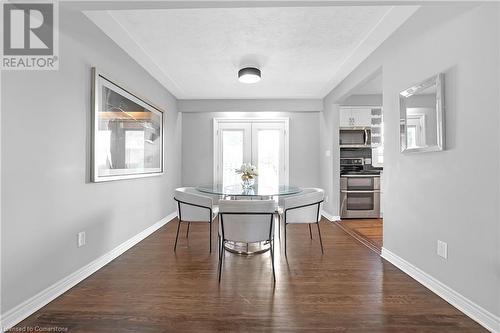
[174,219,181,251]
[186,222,190,238]
[270,240,276,283]
[218,240,224,283]
[278,214,281,240]
[217,235,220,256]
[284,223,287,257]
[209,222,212,253]
[219,234,222,256]
[308,224,313,239]
[217,235,221,277]
[317,222,324,254]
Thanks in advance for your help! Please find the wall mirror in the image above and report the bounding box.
[92,68,164,182]
[399,73,444,153]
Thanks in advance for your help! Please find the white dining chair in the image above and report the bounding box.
[278,188,325,257]
[174,187,218,252]
[217,199,276,283]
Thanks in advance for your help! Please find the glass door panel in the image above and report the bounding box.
[346,192,375,210]
[222,131,243,187]
[347,177,374,191]
[252,122,286,187]
[217,123,251,186]
[256,130,280,189]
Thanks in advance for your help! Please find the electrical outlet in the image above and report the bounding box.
[325,196,329,203]
[437,240,447,259]
[77,231,86,248]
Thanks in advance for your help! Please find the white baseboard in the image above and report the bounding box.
[321,210,340,222]
[1,212,177,331]
[381,247,500,333]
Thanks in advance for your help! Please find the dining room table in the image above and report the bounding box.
[195,183,303,255]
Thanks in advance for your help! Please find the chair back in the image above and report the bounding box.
[174,187,213,222]
[219,200,275,243]
[282,188,324,224]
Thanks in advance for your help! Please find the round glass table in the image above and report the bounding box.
[196,183,302,255]
[196,183,302,198]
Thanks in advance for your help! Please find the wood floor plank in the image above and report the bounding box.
[336,218,383,254]
[10,218,486,332]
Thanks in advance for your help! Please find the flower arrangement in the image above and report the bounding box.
[235,163,258,188]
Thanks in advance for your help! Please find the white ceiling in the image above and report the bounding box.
[86,5,418,99]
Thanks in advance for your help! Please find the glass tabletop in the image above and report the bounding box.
[196,184,302,197]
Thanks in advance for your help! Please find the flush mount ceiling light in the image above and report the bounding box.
[238,67,261,84]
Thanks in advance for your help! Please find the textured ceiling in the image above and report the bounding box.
[107,6,392,99]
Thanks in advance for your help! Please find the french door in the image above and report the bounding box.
[214,119,289,187]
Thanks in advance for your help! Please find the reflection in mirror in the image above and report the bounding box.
[400,74,444,152]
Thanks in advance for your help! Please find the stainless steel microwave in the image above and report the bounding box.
[339,127,371,148]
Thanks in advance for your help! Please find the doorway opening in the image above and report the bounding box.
[336,70,383,254]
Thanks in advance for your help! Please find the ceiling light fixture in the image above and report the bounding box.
[238,67,261,84]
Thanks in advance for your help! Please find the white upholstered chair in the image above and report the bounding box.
[278,188,325,256]
[217,199,276,283]
[174,187,218,252]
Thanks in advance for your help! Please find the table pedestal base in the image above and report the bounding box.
[224,241,271,255]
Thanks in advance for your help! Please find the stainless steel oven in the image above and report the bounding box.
[340,175,380,219]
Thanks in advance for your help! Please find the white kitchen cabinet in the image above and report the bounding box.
[372,146,384,167]
[339,108,353,127]
[339,107,373,127]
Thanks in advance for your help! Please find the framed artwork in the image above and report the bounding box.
[91,68,164,182]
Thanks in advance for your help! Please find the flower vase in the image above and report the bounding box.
[241,177,255,189]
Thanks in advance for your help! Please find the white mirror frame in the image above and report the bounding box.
[399,73,445,153]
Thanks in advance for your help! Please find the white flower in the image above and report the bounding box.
[235,163,258,177]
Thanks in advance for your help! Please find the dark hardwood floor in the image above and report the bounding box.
[11,218,485,332]
[335,219,383,254]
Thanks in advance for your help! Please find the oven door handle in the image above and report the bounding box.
[341,190,380,193]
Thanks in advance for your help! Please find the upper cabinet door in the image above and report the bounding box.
[339,108,353,127]
[340,107,372,127]
[352,108,373,127]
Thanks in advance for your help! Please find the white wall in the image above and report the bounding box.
[1,6,181,314]
[340,94,382,106]
[179,99,323,113]
[182,111,320,188]
[322,3,499,318]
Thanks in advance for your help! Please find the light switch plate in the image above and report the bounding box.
[325,150,331,157]
[437,240,447,259]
